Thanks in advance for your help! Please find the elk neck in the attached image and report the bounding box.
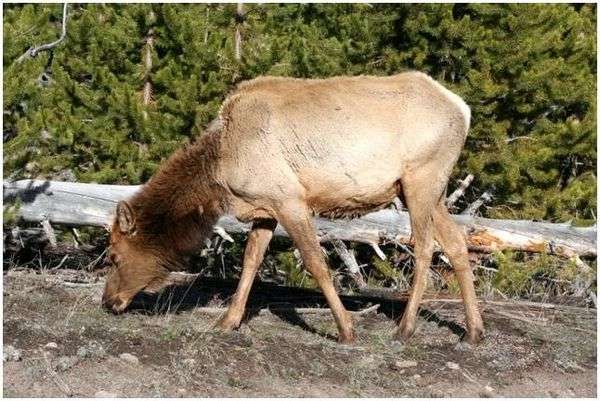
[126,130,230,259]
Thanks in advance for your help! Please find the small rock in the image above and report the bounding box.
[56,356,78,372]
[119,353,139,364]
[393,360,418,369]
[40,129,52,141]
[182,358,196,367]
[446,361,460,370]
[390,340,404,351]
[94,390,119,398]
[53,169,77,182]
[45,342,58,350]
[555,359,586,373]
[77,342,105,359]
[25,161,39,173]
[484,385,494,393]
[3,345,23,362]
[76,347,88,358]
[412,374,421,380]
[177,388,187,397]
[453,341,473,352]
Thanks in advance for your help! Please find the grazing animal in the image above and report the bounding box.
[102,71,484,344]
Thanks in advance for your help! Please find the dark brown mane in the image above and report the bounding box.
[127,129,228,258]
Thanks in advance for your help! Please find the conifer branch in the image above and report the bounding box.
[15,3,69,65]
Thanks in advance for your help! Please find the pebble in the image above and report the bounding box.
[453,341,473,352]
[446,361,460,370]
[182,358,196,367]
[77,342,106,359]
[45,342,58,350]
[555,359,586,373]
[3,345,23,362]
[412,374,422,380]
[393,360,418,369]
[25,161,39,173]
[56,356,78,372]
[40,129,52,141]
[119,353,139,364]
[94,390,120,398]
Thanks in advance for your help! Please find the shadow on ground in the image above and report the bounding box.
[127,277,466,340]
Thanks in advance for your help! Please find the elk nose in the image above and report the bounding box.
[101,293,113,310]
[102,293,130,314]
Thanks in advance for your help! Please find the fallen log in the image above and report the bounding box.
[4,180,596,260]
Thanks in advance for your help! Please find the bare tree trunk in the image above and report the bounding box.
[204,6,210,44]
[234,3,244,62]
[143,30,154,107]
[142,11,156,119]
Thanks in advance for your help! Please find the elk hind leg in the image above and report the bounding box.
[395,172,439,341]
[433,203,484,344]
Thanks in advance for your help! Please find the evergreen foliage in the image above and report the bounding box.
[3,3,596,222]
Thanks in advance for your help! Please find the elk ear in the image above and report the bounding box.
[116,201,136,235]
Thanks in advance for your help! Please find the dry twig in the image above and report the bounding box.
[15,3,69,64]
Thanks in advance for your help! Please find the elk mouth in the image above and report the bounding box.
[102,271,200,314]
[102,292,135,314]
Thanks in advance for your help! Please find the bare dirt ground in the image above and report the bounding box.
[3,268,597,397]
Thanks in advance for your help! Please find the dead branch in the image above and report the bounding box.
[461,189,493,215]
[15,3,69,64]
[331,239,366,288]
[446,174,474,208]
[41,219,57,248]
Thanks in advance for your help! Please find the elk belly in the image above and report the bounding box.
[300,167,400,219]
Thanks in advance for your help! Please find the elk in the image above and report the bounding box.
[102,71,485,344]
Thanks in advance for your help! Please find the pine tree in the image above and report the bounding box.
[3,3,596,222]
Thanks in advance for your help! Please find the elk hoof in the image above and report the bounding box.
[338,330,355,344]
[215,316,240,332]
[394,319,416,342]
[463,326,485,345]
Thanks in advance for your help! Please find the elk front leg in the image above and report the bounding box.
[216,219,276,331]
[276,202,355,343]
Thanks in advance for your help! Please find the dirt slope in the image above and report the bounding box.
[3,268,597,397]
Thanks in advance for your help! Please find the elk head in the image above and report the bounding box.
[102,201,171,313]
